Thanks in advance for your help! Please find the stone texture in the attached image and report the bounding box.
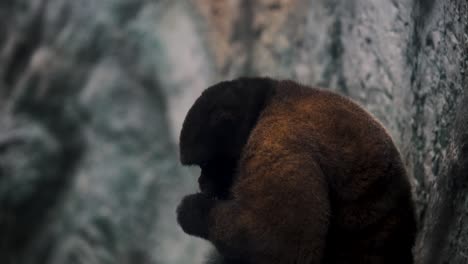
[0,0,466,263]
[0,1,213,263]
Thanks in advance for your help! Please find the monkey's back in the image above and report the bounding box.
[245,80,416,263]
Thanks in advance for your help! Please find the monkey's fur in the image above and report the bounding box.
[177,78,416,264]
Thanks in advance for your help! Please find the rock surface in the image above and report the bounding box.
[0,0,466,263]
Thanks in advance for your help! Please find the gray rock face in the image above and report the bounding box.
[0,1,212,263]
[0,0,466,263]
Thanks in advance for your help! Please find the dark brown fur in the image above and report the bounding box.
[177,78,416,264]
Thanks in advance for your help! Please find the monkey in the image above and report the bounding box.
[176,77,417,264]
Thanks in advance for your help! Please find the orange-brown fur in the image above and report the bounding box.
[177,78,416,264]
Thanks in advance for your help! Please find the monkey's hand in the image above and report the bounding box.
[177,193,216,239]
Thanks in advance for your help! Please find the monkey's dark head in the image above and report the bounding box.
[179,77,275,199]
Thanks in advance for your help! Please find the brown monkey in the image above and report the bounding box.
[177,77,416,264]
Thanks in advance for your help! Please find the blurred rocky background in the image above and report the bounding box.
[0,0,466,263]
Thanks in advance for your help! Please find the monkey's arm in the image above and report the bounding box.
[209,158,331,263]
